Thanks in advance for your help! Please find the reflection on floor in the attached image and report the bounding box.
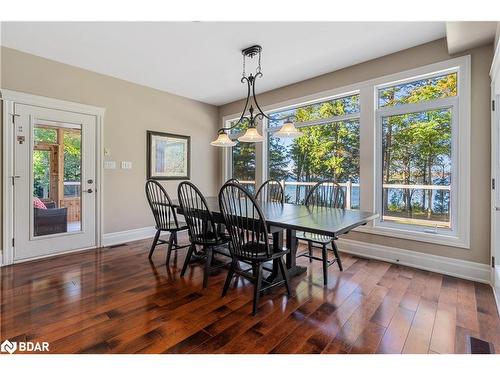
[1,233,499,354]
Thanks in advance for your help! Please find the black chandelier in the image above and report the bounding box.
[211,45,301,147]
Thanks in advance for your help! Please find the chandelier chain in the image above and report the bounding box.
[257,50,262,74]
[242,53,246,78]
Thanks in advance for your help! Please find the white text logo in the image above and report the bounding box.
[1,340,49,354]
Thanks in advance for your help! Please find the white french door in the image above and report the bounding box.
[493,93,500,291]
[13,103,97,261]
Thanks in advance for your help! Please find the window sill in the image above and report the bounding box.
[352,224,470,249]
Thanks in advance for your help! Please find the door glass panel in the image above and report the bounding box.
[33,123,82,236]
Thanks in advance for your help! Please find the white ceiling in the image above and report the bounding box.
[0,22,446,106]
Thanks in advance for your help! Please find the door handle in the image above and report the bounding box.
[496,207,500,211]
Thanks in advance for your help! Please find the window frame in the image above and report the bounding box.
[221,55,470,249]
[374,96,460,242]
[368,58,470,249]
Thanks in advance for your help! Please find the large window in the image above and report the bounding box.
[267,94,360,208]
[375,69,466,244]
[224,57,470,248]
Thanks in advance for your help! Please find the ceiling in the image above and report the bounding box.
[446,21,497,54]
[1,22,447,106]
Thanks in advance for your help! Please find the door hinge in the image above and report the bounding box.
[492,178,495,190]
[12,238,14,247]
[492,256,495,268]
[493,100,496,111]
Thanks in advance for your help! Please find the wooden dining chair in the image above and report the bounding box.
[145,179,190,264]
[255,179,284,204]
[178,181,231,288]
[296,180,345,285]
[225,178,240,184]
[219,182,291,315]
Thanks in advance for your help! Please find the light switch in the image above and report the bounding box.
[121,161,132,169]
[104,161,116,169]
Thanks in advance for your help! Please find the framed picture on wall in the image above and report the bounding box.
[146,131,191,180]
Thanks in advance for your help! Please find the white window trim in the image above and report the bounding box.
[368,59,470,249]
[221,56,470,249]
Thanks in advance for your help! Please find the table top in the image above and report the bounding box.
[172,197,378,237]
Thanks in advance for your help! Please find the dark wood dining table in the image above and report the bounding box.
[172,197,378,278]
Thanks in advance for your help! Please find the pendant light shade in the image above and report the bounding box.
[276,120,302,138]
[237,127,265,143]
[210,132,237,147]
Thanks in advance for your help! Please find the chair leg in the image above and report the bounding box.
[222,260,236,297]
[148,229,161,259]
[173,231,178,246]
[322,244,328,286]
[278,256,291,297]
[307,241,313,262]
[203,247,214,289]
[165,232,175,265]
[252,263,263,316]
[181,243,195,276]
[331,240,343,271]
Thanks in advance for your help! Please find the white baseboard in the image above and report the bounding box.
[102,226,156,247]
[336,238,491,284]
[493,268,500,317]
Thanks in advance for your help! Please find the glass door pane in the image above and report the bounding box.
[32,123,82,236]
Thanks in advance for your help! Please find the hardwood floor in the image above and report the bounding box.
[1,233,499,354]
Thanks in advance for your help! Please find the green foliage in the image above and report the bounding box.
[63,131,81,181]
[32,127,81,198]
[268,94,360,184]
[34,128,57,143]
[33,150,50,198]
[232,143,255,181]
[379,73,457,107]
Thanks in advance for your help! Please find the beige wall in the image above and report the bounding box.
[1,46,220,237]
[220,38,494,265]
[495,22,500,51]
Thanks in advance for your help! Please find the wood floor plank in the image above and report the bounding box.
[402,298,437,353]
[429,292,457,353]
[376,306,415,353]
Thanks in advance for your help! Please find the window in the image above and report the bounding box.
[267,94,360,208]
[374,65,469,247]
[381,108,452,228]
[222,57,470,248]
[227,119,256,192]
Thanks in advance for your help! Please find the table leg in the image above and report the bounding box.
[265,227,283,282]
[285,228,307,277]
[267,228,306,281]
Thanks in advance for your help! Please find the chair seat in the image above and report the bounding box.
[157,221,188,232]
[296,231,334,244]
[235,242,290,261]
[193,231,230,245]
